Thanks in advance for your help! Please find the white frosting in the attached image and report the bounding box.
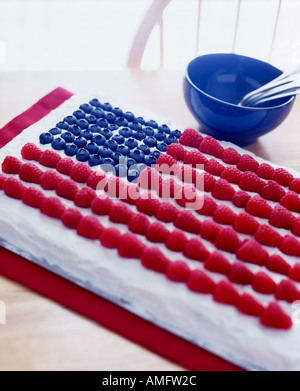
[1,94,300,371]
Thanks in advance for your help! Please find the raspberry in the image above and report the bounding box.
[239,172,265,193]
[39,150,61,168]
[260,180,285,202]
[19,163,43,184]
[266,254,290,276]
[183,150,207,167]
[138,167,160,191]
[288,263,300,282]
[166,229,187,252]
[2,156,22,174]
[196,195,217,216]
[118,232,145,259]
[275,279,300,303]
[146,222,169,243]
[86,170,107,190]
[272,168,293,187]
[174,210,201,234]
[40,196,65,219]
[214,227,241,253]
[260,302,292,330]
[61,208,82,229]
[200,220,220,241]
[236,239,268,266]
[280,191,300,213]
[109,202,134,224]
[183,238,210,261]
[136,194,160,216]
[40,170,62,190]
[205,159,225,176]
[166,143,186,161]
[128,213,150,235]
[269,205,293,229]
[77,215,103,239]
[159,177,180,199]
[233,212,259,235]
[91,195,113,215]
[141,247,170,272]
[213,280,240,305]
[204,251,231,275]
[166,261,191,282]
[222,147,241,165]
[155,154,178,174]
[221,166,242,184]
[213,205,236,225]
[199,136,224,158]
[237,293,264,317]
[56,157,75,175]
[281,235,300,257]
[289,178,300,194]
[187,269,216,294]
[4,177,25,199]
[56,178,78,200]
[292,217,300,237]
[0,174,6,189]
[254,224,282,247]
[155,202,178,223]
[232,191,251,208]
[174,185,199,209]
[229,262,254,285]
[245,195,272,219]
[256,163,274,180]
[179,128,203,148]
[70,162,92,183]
[212,178,235,201]
[105,177,126,198]
[194,171,216,192]
[237,154,259,172]
[119,184,140,205]
[21,143,42,161]
[252,271,277,294]
[74,187,96,208]
[100,227,121,249]
[21,187,45,208]
[176,165,197,184]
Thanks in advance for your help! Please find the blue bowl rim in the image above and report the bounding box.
[185,53,295,111]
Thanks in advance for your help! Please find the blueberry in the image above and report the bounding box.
[89,125,101,133]
[143,136,157,147]
[39,132,53,144]
[91,108,104,119]
[79,103,92,113]
[115,164,128,177]
[64,115,77,125]
[170,129,182,138]
[127,169,139,182]
[51,137,66,150]
[105,112,116,124]
[112,107,123,117]
[61,131,75,143]
[125,138,138,150]
[150,150,161,159]
[74,137,87,148]
[158,124,170,134]
[111,152,124,165]
[119,127,132,138]
[129,149,144,163]
[100,102,112,111]
[129,122,142,131]
[108,124,119,131]
[100,128,113,139]
[92,134,106,145]
[144,155,157,166]
[132,130,146,140]
[101,158,115,171]
[88,154,102,167]
[76,148,90,162]
[144,127,154,136]
[56,121,69,130]
[145,120,158,128]
[96,118,108,128]
[135,116,145,125]
[157,142,168,152]
[104,139,118,151]
[124,111,135,122]
[98,147,113,158]
[154,129,166,141]
[65,144,78,156]
[85,142,99,154]
[73,110,85,119]
[165,135,178,145]
[112,134,125,144]
[116,145,130,156]
[49,127,61,135]
[86,115,97,124]
[68,125,81,136]
[77,119,89,129]
[136,163,147,172]
[116,117,128,127]
[137,145,150,155]
[89,98,101,107]
[127,158,136,168]
[81,130,93,140]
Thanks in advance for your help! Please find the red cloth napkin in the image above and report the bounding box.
[0,87,243,371]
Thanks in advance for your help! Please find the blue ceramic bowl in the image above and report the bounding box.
[183,53,295,146]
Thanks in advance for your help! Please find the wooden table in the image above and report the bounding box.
[0,70,299,371]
